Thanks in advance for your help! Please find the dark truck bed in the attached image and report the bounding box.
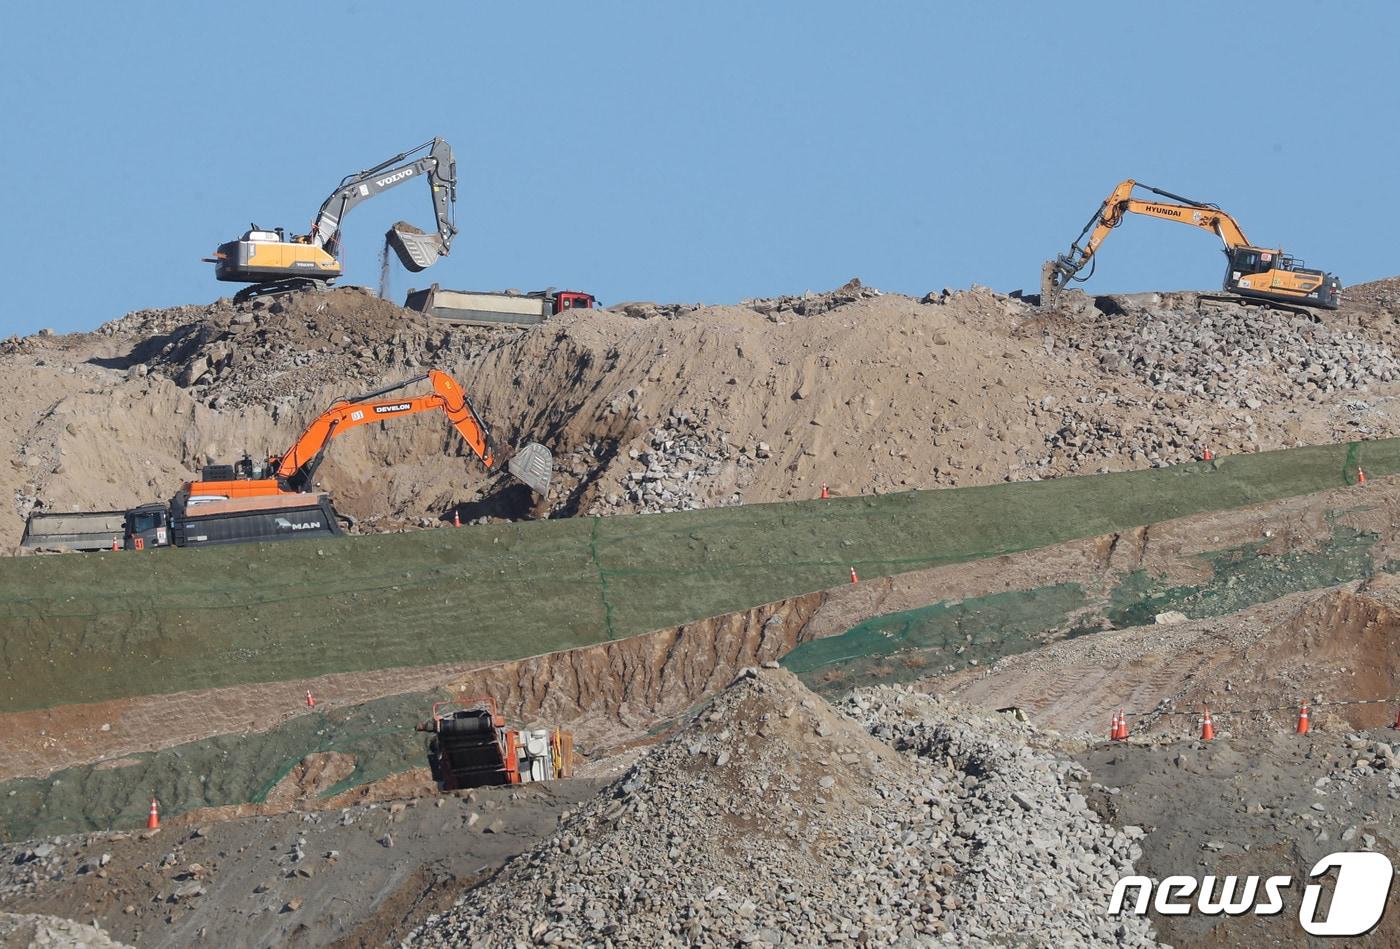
[20,510,128,552]
[169,494,343,547]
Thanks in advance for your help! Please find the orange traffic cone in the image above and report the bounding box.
[111,536,120,551]
[820,483,830,500]
[1200,706,1215,741]
[1108,710,1120,741]
[1202,448,1214,461]
[1358,468,1367,485]
[453,509,461,527]
[1296,701,1311,735]
[849,566,859,584]
[305,690,316,708]
[147,798,159,830]
[1390,705,1400,730]
[1116,709,1130,740]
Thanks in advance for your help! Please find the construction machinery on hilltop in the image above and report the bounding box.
[1042,179,1341,311]
[21,368,553,553]
[206,138,457,304]
[417,697,574,790]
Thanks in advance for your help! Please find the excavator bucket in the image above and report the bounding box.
[507,442,553,496]
[386,223,444,273]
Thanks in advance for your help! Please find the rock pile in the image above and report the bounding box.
[1068,297,1400,407]
[0,913,132,948]
[745,277,882,320]
[844,688,1157,947]
[100,289,516,411]
[410,669,1157,947]
[600,409,749,514]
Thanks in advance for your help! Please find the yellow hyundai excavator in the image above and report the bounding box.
[1042,179,1341,310]
[205,138,457,303]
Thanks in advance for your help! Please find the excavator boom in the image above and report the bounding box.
[275,370,492,492]
[1042,178,1340,310]
[308,138,457,270]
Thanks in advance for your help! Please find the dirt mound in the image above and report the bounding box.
[7,279,1400,543]
[98,287,511,412]
[413,667,931,946]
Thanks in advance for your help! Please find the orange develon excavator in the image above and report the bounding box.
[187,368,550,502]
[120,370,551,550]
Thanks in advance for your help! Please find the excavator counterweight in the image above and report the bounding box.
[1042,178,1341,311]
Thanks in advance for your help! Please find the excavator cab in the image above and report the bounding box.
[1224,246,1340,310]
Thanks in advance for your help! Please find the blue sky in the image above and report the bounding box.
[1,2,1396,335]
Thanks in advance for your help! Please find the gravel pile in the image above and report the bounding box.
[845,688,1158,947]
[410,669,1158,947]
[745,277,882,319]
[599,409,749,514]
[1037,399,1236,473]
[1071,298,1400,407]
[0,913,132,948]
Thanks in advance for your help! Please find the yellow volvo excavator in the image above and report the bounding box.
[1042,179,1341,310]
[205,138,457,303]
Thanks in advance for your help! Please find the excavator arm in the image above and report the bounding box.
[274,370,493,493]
[1042,179,1251,296]
[185,369,552,505]
[305,138,458,272]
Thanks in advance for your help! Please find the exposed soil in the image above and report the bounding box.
[0,779,604,949]
[8,276,1400,945]
[932,576,1400,741]
[8,277,1400,546]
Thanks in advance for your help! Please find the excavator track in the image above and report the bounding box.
[1195,293,1321,322]
[231,277,330,305]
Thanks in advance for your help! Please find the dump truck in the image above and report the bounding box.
[404,284,595,327]
[122,492,344,550]
[417,696,574,791]
[20,509,130,552]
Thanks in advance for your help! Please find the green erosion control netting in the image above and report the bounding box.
[1,438,1394,713]
[0,692,433,842]
[1,525,1388,839]
[785,523,1388,695]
